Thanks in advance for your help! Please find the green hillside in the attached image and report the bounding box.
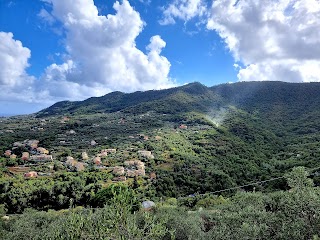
[1,81,320,239]
[36,82,223,116]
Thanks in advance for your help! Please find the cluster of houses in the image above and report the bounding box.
[3,137,156,182]
[65,156,86,172]
[62,148,154,182]
[4,139,53,162]
[63,149,117,172]
[112,160,146,181]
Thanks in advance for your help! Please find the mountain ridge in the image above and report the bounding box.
[37,81,320,117]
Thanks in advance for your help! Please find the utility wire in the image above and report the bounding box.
[177,165,320,199]
[177,176,285,199]
[3,166,319,216]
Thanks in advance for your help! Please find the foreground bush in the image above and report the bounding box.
[1,167,319,239]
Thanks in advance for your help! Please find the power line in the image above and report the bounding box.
[178,176,285,199]
[177,165,320,200]
[3,166,319,216]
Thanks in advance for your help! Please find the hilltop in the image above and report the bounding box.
[38,81,320,121]
[36,82,219,116]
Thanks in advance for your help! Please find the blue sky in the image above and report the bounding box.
[1,0,319,115]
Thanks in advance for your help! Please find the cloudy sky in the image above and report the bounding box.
[1,0,320,115]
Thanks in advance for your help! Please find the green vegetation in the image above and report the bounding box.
[1,167,319,239]
[1,82,320,238]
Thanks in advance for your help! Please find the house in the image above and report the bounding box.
[113,166,125,176]
[10,154,17,159]
[91,140,97,146]
[124,160,145,177]
[65,157,85,171]
[98,152,108,157]
[179,124,188,129]
[21,152,30,161]
[62,116,70,122]
[149,172,157,180]
[126,170,136,177]
[25,140,39,149]
[135,169,145,176]
[93,157,101,165]
[138,150,154,159]
[135,160,145,170]
[124,160,145,168]
[101,149,116,154]
[107,148,117,153]
[124,160,135,166]
[66,157,76,166]
[75,162,85,171]
[24,171,38,178]
[30,154,53,162]
[82,152,89,160]
[37,147,49,154]
[66,156,74,161]
[4,150,11,157]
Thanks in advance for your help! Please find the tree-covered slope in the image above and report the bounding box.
[2,81,320,213]
[38,81,320,119]
[37,82,220,116]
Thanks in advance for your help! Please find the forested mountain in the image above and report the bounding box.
[37,82,220,116]
[1,81,320,239]
[38,81,320,117]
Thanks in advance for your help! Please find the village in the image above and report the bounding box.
[1,112,194,185]
[3,136,159,183]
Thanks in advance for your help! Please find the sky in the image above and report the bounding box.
[1,0,320,115]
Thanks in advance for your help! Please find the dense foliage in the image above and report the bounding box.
[1,82,320,238]
[1,167,319,239]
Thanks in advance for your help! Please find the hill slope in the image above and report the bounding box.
[38,81,320,118]
[37,82,220,116]
[0,82,320,216]
[34,81,320,186]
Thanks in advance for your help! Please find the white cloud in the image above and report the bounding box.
[0,0,175,111]
[0,32,34,87]
[207,0,320,82]
[40,0,175,99]
[160,0,207,25]
[0,32,40,107]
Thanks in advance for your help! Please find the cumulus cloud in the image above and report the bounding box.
[40,0,174,99]
[207,0,320,82]
[160,0,207,25]
[0,32,40,107]
[1,0,175,110]
[0,32,34,87]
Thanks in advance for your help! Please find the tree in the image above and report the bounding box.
[285,166,313,191]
